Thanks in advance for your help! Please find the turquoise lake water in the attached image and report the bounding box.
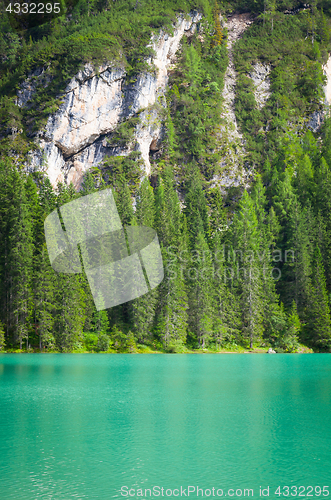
[0,354,330,500]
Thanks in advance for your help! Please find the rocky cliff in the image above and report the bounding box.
[19,12,331,190]
[20,12,201,188]
[307,55,331,132]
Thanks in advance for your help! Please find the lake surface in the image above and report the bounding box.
[0,354,330,500]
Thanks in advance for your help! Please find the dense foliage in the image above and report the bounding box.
[0,0,331,352]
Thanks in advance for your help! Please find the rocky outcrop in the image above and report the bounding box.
[248,62,271,109]
[134,106,164,177]
[324,55,331,107]
[213,13,253,193]
[307,55,331,132]
[16,67,52,107]
[220,13,253,144]
[21,12,201,188]
[307,109,325,133]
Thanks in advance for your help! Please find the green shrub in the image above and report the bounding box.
[97,333,111,352]
[84,333,98,351]
[0,322,5,351]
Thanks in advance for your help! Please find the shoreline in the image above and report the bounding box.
[0,346,316,354]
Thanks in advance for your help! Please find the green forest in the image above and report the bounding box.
[0,0,331,353]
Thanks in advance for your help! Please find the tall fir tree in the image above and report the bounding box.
[154,166,188,347]
[230,190,264,348]
[188,228,214,348]
[33,244,56,350]
[130,177,158,343]
[305,245,331,351]
[7,168,34,349]
[184,167,209,246]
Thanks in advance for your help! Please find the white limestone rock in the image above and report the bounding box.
[134,106,164,177]
[248,62,271,109]
[323,55,331,107]
[215,13,253,193]
[23,12,202,188]
[45,66,125,157]
[307,55,331,132]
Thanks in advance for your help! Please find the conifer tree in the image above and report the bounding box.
[52,183,86,351]
[8,170,34,349]
[251,175,283,344]
[207,187,227,239]
[314,157,331,289]
[131,178,158,343]
[33,244,56,350]
[0,322,5,351]
[321,117,331,168]
[54,273,86,352]
[305,245,331,351]
[295,154,314,206]
[188,229,214,348]
[154,166,188,347]
[230,190,264,348]
[286,202,315,313]
[273,169,313,313]
[283,300,300,352]
[211,232,241,347]
[92,309,110,335]
[114,182,134,226]
[39,176,57,215]
[184,166,209,244]
[80,170,97,196]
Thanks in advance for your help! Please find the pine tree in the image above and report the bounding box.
[114,182,134,226]
[295,154,314,207]
[251,175,283,345]
[305,246,331,351]
[80,170,97,196]
[0,161,12,344]
[52,184,86,352]
[131,178,158,343]
[188,229,214,348]
[211,232,241,347]
[282,301,300,352]
[92,310,111,351]
[154,166,188,347]
[39,176,57,215]
[154,257,188,348]
[7,170,34,349]
[184,166,209,245]
[92,309,110,335]
[230,190,264,348]
[207,187,227,239]
[285,201,315,313]
[273,169,314,313]
[321,117,331,168]
[314,157,331,289]
[54,273,86,352]
[34,244,56,350]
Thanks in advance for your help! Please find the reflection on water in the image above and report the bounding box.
[0,354,330,500]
